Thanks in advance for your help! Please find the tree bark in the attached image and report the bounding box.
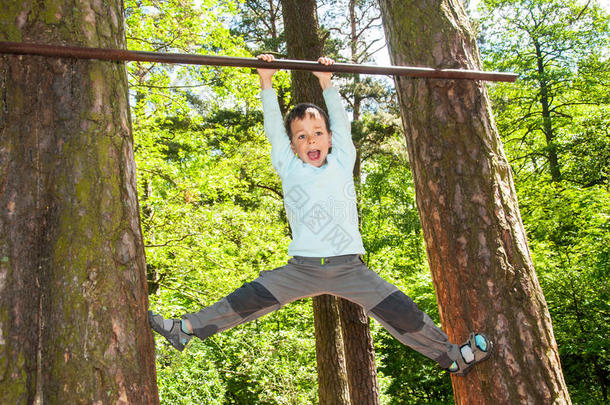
[337,4,380,401]
[0,1,158,403]
[280,1,350,404]
[379,0,571,404]
[281,0,325,107]
[313,296,351,405]
[338,299,379,405]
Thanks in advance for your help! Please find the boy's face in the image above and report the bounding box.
[289,111,332,168]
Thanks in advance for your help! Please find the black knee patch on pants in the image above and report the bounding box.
[371,291,425,334]
[226,281,279,318]
[192,324,219,341]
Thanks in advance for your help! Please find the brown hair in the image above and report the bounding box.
[284,103,330,139]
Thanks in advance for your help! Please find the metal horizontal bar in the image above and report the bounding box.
[0,41,518,82]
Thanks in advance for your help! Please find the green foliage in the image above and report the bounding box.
[360,135,423,276]
[231,0,285,55]
[204,304,318,404]
[154,300,319,404]
[156,346,227,404]
[480,0,610,185]
[518,181,610,403]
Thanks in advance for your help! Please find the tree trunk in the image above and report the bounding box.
[379,0,571,404]
[340,145,379,404]
[338,299,379,405]
[0,1,158,404]
[340,4,380,398]
[533,39,561,182]
[280,1,350,404]
[281,0,325,107]
[313,296,351,405]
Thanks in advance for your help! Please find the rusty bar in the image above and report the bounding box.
[0,41,517,82]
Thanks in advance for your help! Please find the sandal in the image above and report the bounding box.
[148,310,192,352]
[447,332,493,376]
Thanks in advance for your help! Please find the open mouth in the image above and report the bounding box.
[307,150,321,161]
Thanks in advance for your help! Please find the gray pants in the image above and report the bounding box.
[184,254,459,368]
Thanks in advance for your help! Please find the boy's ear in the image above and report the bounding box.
[290,142,296,154]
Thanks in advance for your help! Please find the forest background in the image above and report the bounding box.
[129,0,609,403]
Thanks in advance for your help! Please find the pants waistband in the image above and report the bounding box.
[291,254,362,266]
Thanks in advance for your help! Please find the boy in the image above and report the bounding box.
[149,55,492,376]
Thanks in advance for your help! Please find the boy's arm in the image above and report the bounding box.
[325,87,356,168]
[312,71,356,168]
[257,54,277,90]
[257,55,295,175]
[312,57,334,91]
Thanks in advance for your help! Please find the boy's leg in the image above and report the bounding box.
[369,293,460,368]
[183,279,281,341]
[317,256,480,370]
[368,293,493,375]
[182,259,328,342]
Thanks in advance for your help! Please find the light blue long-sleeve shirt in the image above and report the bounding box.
[260,87,365,257]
